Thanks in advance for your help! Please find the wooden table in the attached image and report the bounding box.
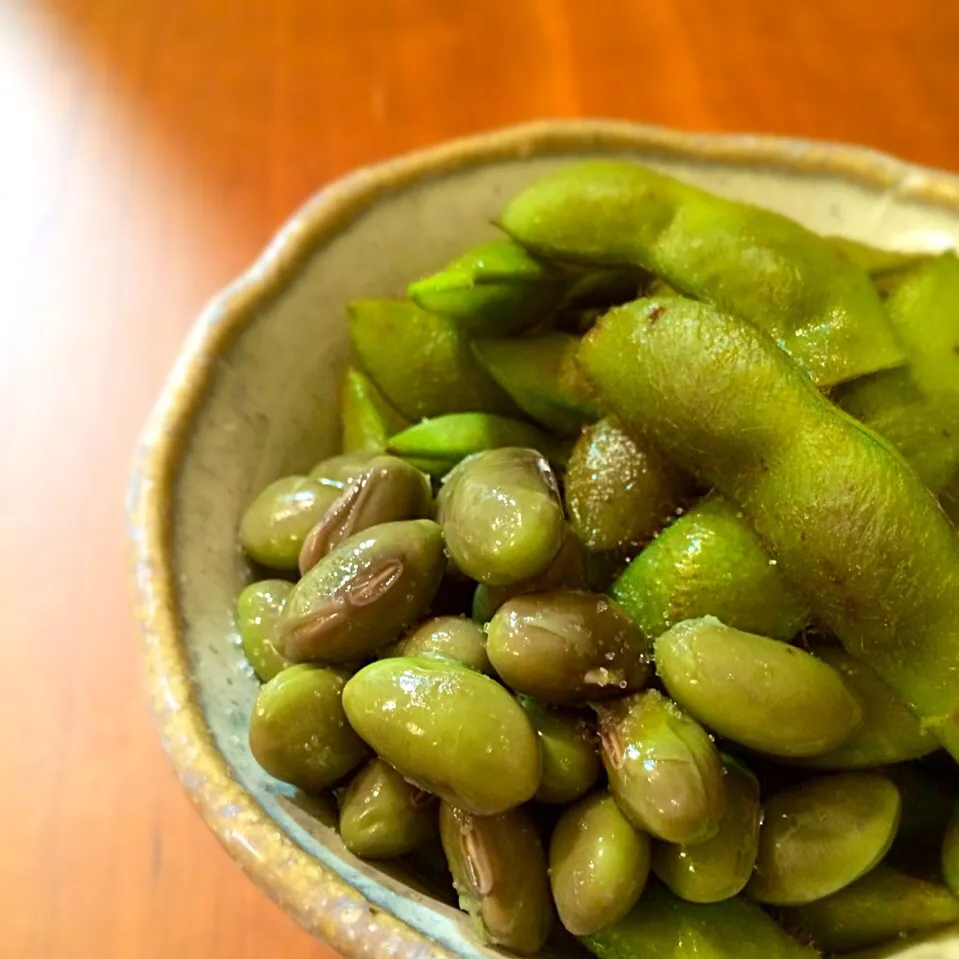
[3,1,959,955]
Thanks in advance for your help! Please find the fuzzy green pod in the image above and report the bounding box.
[578,296,959,759]
[501,160,904,386]
[610,494,809,642]
[348,300,520,419]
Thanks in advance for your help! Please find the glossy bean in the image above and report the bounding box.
[594,689,725,845]
[653,757,761,903]
[276,520,445,663]
[439,803,553,953]
[748,772,901,906]
[437,448,566,587]
[236,579,293,682]
[338,758,436,859]
[297,455,432,573]
[342,657,540,815]
[238,475,340,570]
[550,791,651,936]
[486,590,650,703]
[565,417,687,553]
[655,617,863,758]
[249,664,368,792]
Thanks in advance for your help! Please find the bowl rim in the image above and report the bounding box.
[127,118,959,958]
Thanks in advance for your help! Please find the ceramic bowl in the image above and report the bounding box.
[128,120,959,959]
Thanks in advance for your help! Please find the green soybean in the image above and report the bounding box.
[519,697,602,804]
[348,300,519,419]
[653,757,761,904]
[486,590,651,703]
[610,494,809,642]
[338,758,436,859]
[408,238,565,336]
[578,296,959,760]
[238,475,341,570]
[236,579,293,682]
[249,664,368,792]
[501,160,904,387]
[276,520,445,663]
[595,689,725,845]
[389,615,491,673]
[655,617,862,758]
[298,455,432,573]
[340,367,408,453]
[342,657,541,815]
[582,881,818,959]
[471,527,588,623]
[840,253,959,492]
[779,865,959,953]
[800,646,937,768]
[550,791,651,936]
[308,451,374,488]
[748,772,901,906]
[472,332,599,435]
[565,417,687,553]
[439,802,553,953]
[437,447,566,587]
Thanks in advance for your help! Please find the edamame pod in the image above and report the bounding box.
[565,417,687,553]
[582,881,817,959]
[437,448,566,587]
[439,803,553,953]
[501,161,904,386]
[594,689,725,845]
[388,615,491,673]
[340,368,408,453]
[338,758,436,859]
[486,590,650,703]
[748,772,901,906]
[800,646,937,768]
[276,520,445,663]
[840,253,959,492]
[828,235,928,275]
[578,296,959,759]
[236,579,293,682]
[249,664,368,792]
[654,617,862,757]
[342,657,541,815]
[472,333,599,435]
[519,697,601,804]
[387,413,567,476]
[610,494,809,642]
[653,757,761,903]
[779,865,959,953]
[238,475,341,570]
[550,791,651,935]
[297,455,432,573]
[408,239,565,336]
[348,300,520,419]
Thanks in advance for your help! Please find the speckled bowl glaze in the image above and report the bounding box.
[128,121,959,959]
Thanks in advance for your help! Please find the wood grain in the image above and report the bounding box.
[2,0,958,955]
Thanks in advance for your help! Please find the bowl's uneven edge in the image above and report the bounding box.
[126,119,959,958]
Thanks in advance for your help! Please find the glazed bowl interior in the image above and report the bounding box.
[131,121,959,959]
